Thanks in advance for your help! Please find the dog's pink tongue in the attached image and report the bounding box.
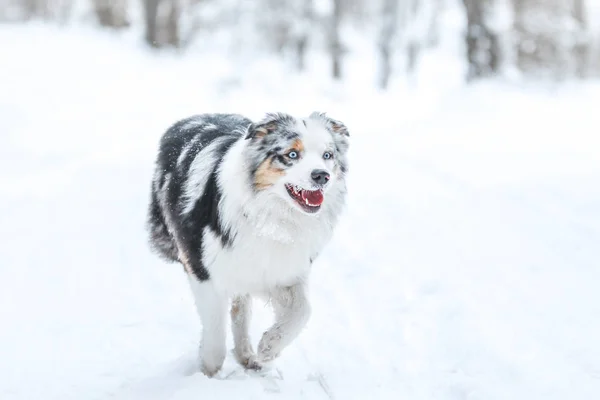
[301,189,324,206]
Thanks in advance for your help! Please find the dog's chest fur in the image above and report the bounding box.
[202,203,332,295]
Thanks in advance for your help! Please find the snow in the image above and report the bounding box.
[1,23,600,400]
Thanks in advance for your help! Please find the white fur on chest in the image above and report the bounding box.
[202,222,325,295]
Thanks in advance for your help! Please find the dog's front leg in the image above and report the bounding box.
[187,275,227,377]
[257,282,312,363]
[231,294,261,370]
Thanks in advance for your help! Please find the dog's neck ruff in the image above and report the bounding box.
[242,194,322,243]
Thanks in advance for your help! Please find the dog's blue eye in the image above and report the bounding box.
[288,151,298,159]
[323,151,333,160]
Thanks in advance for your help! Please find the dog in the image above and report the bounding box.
[147,112,349,376]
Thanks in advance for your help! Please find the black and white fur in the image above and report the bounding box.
[147,112,349,376]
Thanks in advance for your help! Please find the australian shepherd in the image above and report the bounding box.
[147,112,349,377]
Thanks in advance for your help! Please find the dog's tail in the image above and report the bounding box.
[147,187,179,263]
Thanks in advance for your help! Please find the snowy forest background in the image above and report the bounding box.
[3,0,600,85]
[2,1,600,400]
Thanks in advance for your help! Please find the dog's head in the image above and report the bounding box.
[244,112,349,215]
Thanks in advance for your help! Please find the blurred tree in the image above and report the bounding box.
[293,0,314,71]
[260,0,293,53]
[93,0,129,28]
[403,0,440,76]
[572,0,590,77]
[144,0,161,47]
[512,0,588,79]
[253,0,315,71]
[23,0,50,19]
[166,0,181,47]
[330,0,344,79]
[143,0,181,48]
[425,0,442,47]
[0,0,73,22]
[462,0,500,80]
[378,0,399,89]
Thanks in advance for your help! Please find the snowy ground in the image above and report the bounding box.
[1,25,600,400]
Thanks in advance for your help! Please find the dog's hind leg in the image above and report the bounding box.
[257,282,312,363]
[187,275,227,377]
[231,294,261,370]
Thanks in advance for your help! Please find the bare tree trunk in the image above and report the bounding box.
[378,0,399,89]
[462,0,500,80]
[296,36,308,71]
[144,0,161,48]
[295,0,314,72]
[23,0,48,19]
[58,0,75,24]
[406,41,419,74]
[405,0,421,76]
[16,0,73,21]
[426,0,443,47]
[24,0,37,19]
[166,0,181,48]
[594,35,600,77]
[572,0,589,78]
[330,0,343,79]
[512,0,574,79]
[93,0,129,28]
[143,0,183,48]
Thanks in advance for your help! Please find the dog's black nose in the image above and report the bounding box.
[311,169,330,185]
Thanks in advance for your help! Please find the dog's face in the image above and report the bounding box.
[245,112,349,215]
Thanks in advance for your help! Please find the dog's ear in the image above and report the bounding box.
[244,123,268,140]
[245,113,294,140]
[310,112,349,137]
[244,121,277,140]
[329,119,349,137]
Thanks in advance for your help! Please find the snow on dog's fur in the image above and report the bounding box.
[147,112,349,376]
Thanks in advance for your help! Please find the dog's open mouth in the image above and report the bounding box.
[285,184,324,213]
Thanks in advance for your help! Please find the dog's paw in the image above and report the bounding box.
[200,352,226,378]
[200,362,222,378]
[199,342,226,378]
[257,346,281,364]
[233,344,263,371]
[257,329,283,362]
[240,354,263,371]
[234,349,262,371]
